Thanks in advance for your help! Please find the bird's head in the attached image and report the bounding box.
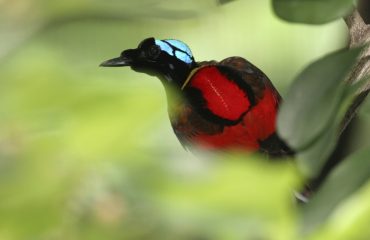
[100,37,196,86]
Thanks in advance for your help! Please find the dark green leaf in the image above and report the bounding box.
[301,148,370,234]
[278,48,362,151]
[218,0,237,4]
[296,86,359,177]
[296,120,338,177]
[272,0,354,24]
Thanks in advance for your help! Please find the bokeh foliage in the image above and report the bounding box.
[274,0,370,237]
[0,0,369,239]
[272,0,354,24]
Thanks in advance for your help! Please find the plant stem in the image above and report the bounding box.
[341,9,370,134]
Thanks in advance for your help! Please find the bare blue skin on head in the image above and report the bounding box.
[155,39,194,64]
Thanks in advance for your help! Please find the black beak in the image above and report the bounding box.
[100,55,132,67]
[100,48,138,67]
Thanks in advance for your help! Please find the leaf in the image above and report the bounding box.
[218,0,236,4]
[296,120,338,177]
[272,0,354,24]
[277,47,363,151]
[300,147,370,234]
[295,85,360,177]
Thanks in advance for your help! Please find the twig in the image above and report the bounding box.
[341,9,370,134]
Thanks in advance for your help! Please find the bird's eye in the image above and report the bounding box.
[147,45,161,59]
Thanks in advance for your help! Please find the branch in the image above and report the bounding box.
[341,9,370,133]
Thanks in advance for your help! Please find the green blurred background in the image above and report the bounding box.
[1,0,370,239]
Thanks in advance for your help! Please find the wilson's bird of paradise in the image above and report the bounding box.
[101,38,293,157]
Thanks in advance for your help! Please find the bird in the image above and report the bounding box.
[100,37,293,157]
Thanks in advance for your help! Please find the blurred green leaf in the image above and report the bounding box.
[272,0,354,24]
[295,82,364,177]
[218,0,237,4]
[278,47,362,151]
[154,156,299,240]
[301,147,370,234]
[295,118,339,177]
[311,181,370,240]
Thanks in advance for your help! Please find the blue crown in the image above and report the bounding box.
[155,39,194,64]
